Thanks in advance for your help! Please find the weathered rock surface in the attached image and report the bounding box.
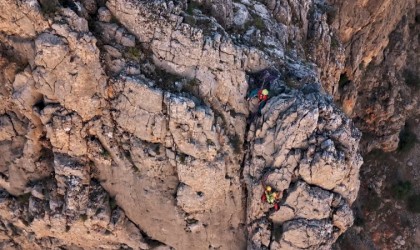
[106,0,267,141]
[32,9,107,121]
[91,74,246,249]
[328,0,419,151]
[244,82,362,249]
[0,0,417,249]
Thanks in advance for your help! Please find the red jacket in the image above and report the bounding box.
[258,90,269,102]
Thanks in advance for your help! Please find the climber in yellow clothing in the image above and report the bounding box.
[261,186,281,210]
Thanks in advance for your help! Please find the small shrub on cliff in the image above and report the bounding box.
[182,78,199,94]
[101,149,111,158]
[353,215,365,226]
[153,69,183,91]
[206,139,215,146]
[407,194,420,213]
[367,149,384,158]
[80,214,88,221]
[186,1,201,15]
[183,15,197,26]
[39,0,59,15]
[178,153,187,164]
[326,6,337,25]
[17,193,31,206]
[109,196,117,211]
[330,35,340,49]
[403,70,420,89]
[398,124,417,153]
[253,16,266,31]
[364,191,381,211]
[391,181,412,200]
[229,133,242,154]
[125,47,142,61]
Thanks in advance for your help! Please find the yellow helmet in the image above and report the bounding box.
[266,186,272,192]
[262,89,269,95]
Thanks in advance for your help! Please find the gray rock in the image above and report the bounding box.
[120,34,136,47]
[108,58,126,74]
[81,0,97,14]
[233,3,249,27]
[0,115,16,141]
[103,45,122,58]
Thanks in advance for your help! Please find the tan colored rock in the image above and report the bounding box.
[245,83,361,249]
[332,203,354,233]
[41,106,88,157]
[32,9,106,121]
[0,153,151,250]
[176,158,230,211]
[0,115,16,141]
[270,182,333,224]
[0,0,49,38]
[2,0,399,249]
[276,219,333,250]
[111,77,166,143]
[87,119,246,249]
[166,93,220,160]
[106,0,268,140]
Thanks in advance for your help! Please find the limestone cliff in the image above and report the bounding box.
[0,0,417,249]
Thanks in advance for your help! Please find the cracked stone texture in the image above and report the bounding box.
[0,0,49,38]
[32,9,107,121]
[88,76,246,249]
[244,83,362,249]
[350,13,419,152]
[328,0,419,151]
[0,161,151,250]
[106,0,268,140]
[0,0,417,249]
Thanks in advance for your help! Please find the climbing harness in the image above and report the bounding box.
[260,174,282,211]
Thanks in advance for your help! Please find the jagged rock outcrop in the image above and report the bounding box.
[244,82,361,249]
[327,0,419,151]
[32,13,107,121]
[0,171,150,250]
[91,74,246,249]
[0,0,417,249]
[106,0,269,142]
[350,14,419,152]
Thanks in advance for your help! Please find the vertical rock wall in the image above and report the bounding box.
[0,0,416,249]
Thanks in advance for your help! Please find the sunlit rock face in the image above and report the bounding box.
[0,0,416,249]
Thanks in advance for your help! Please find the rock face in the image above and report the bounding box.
[244,83,361,249]
[0,0,417,249]
[92,75,246,249]
[327,0,419,151]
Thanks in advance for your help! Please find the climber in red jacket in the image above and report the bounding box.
[248,88,269,103]
[261,185,281,211]
[257,89,269,102]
